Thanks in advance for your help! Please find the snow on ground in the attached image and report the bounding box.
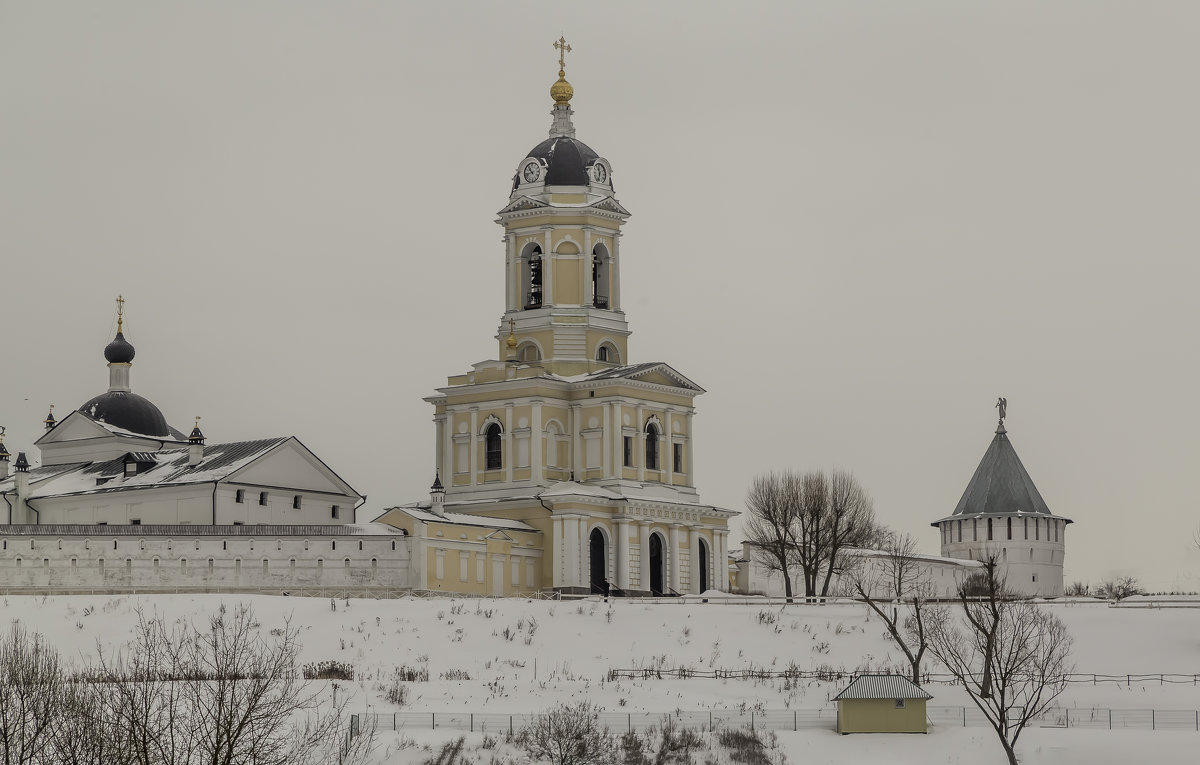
[3,594,1199,763]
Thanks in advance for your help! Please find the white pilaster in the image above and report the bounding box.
[664,410,674,485]
[504,404,514,484]
[685,412,695,487]
[469,408,479,487]
[636,405,646,482]
[601,404,611,478]
[669,524,682,594]
[552,515,564,587]
[542,229,554,305]
[615,517,629,591]
[639,520,652,592]
[531,400,543,485]
[611,401,623,476]
[570,404,583,480]
[434,414,446,478]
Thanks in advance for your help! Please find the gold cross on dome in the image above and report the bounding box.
[554,36,572,71]
[116,294,126,331]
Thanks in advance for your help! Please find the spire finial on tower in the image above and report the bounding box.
[116,294,126,333]
[189,416,205,444]
[550,36,574,106]
[44,405,56,431]
[995,396,1007,434]
[506,318,518,356]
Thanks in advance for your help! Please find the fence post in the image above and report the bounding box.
[750,711,754,731]
[629,714,632,733]
[963,707,967,727]
[1108,709,1111,730]
[1152,710,1155,730]
[394,713,397,732]
[432,712,436,729]
[510,716,514,736]
[794,710,798,731]
[708,711,712,732]
[471,713,474,732]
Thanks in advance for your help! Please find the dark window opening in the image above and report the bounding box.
[673,443,683,473]
[1007,517,1012,540]
[259,492,269,506]
[130,519,141,526]
[485,423,503,470]
[987,518,993,541]
[235,489,245,503]
[525,250,543,309]
[293,495,302,510]
[597,345,609,362]
[331,505,340,520]
[623,436,633,468]
[645,423,660,471]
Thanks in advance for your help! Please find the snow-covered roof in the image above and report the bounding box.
[0,523,404,537]
[385,504,537,532]
[1,438,292,499]
[839,547,984,569]
[833,674,933,701]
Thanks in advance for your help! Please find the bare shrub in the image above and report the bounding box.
[0,623,67,765]
[519,701,616,765]
[716,729,770,765]
[650,718,702,765]
[1064,581,1091,597]
[302,659,355,680]
[1097,576,1140,601]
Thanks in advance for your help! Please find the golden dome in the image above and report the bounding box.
[550,68,573,106]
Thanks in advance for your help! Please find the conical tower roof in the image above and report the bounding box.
[950,423,1054,518]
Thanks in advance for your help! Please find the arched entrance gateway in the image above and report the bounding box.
[698,537,710,593]
[589,528,608,594]
[648,533,665,595]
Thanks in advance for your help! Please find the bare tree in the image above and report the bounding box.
[743,471,803,601]
[926,556,1074,765]
[744,469,879,599]
[0,623,65,765]
[851,531,932,684]
[518,701,616,765]
[818,470,878,597]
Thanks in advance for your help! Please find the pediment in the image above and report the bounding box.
[589,196,630,216]
[497,196,550,214]
[485,529,514,542]
[604,363,705,393]
[226,438,361,499]
[35,411,114,445]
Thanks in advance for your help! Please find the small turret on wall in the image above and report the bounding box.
[13,452,32,524]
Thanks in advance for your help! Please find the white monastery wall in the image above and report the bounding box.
[0,529,411,592]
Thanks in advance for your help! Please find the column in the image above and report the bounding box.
[434,414,446,478]
[565,515,581,588]
[611,232,622,310]
[611,401,623,476]
[685,412,695,487]
[601,404,611,479]
[504,404,514,484]
[689,526,702,594]
[615,518,630,591]
[570,405,583,480]
[582,227,593,306]
[636,405,646,482]
[469,408,479,486]
[668,524,682,594]
[552,515,563,588]
[531,400,544,484]
[716,530,728,591]
[664,411,674,485]
[542,229,554,305]
[506,234,517,311]
[638,521,651,591]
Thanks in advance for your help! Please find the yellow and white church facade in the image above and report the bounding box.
[376,45,736,596]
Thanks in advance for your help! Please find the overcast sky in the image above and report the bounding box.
[2,1,1197,590]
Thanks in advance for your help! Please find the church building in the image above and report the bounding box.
[0,301,409,593]
[376,42,736,596]
[931,401,1071,597]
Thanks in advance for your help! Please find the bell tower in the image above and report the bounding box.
[496,37,632,375]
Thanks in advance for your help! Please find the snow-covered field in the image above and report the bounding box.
[4,593,1198,764]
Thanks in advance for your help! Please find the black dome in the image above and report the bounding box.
[524,137,601,186]
[104,332,136,364]
[78,392,172,437]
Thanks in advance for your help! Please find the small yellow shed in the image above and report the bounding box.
[833,674,932,734]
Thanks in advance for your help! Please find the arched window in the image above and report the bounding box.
[596,342,619,364]
[592,245,610,308]
[645,420,661,470]
[518,342,541,362]
[523,245,543,309]
[485,423,503,470]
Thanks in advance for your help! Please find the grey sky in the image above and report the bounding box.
[2,1,1197,590]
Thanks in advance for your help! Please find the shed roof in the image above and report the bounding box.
[833,674,932,701]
